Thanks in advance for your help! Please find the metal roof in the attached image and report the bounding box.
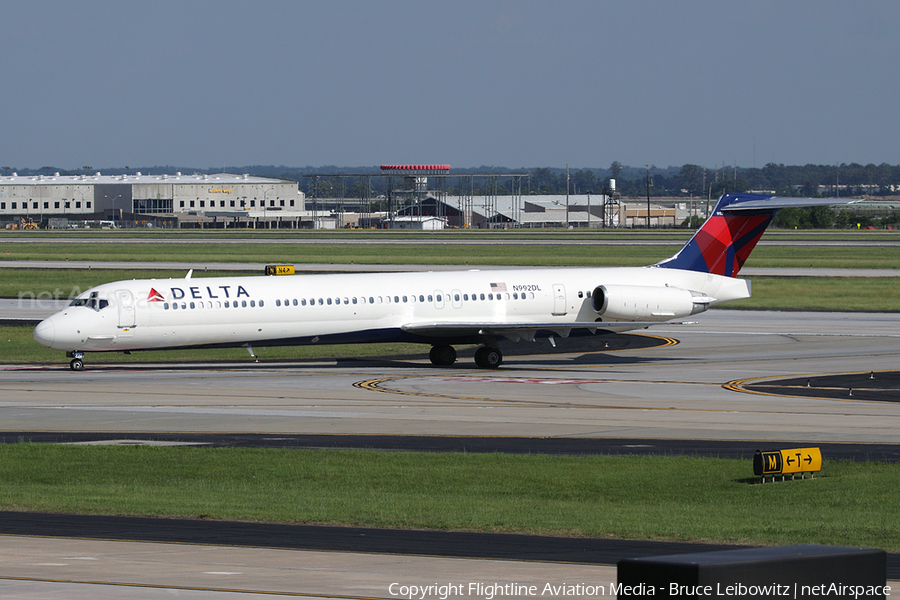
[0,172,290,186]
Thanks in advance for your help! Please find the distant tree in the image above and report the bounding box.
[800,180,819,197]
[876,163,895,195]
[349,180,373,198]
[773,206,834,229]
[710,178,749,197]
[530,168,559,194]
[681,215,705,228]
[676,164,704,195]
[855,214,875,228]
[834,209,855,229]
[610,161,623,182]
[570,169,596,194]
[754,163,797,195]
[773,207,801,229]
[879,212,900,227]
[308,179,338,197]
[806,206,835,229]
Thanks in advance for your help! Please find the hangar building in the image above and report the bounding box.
[0,172,303,226]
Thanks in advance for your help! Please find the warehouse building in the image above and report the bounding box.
[0,172,303,227]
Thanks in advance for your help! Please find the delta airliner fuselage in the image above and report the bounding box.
[32,265,748,370]
[33,194,853,371]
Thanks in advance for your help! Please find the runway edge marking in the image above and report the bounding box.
[724,370,897,403]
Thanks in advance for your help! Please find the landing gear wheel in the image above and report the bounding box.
[474,346,502,369]
[429,344,457,366]
[69,358,84,372]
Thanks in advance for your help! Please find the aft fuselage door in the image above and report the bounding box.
[116,289,136,328]
[551,284,567,316]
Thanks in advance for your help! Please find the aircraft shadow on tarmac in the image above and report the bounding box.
[38,332,679,372]
[341,332,680,369]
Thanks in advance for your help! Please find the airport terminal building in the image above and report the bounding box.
[0,172,304,227]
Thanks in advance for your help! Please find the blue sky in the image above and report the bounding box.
[2,1,898,170]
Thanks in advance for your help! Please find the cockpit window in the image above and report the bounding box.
[68,296,110,311]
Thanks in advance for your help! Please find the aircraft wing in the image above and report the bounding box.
[401,320,654,342]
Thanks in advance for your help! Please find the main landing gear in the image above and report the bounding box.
[428,344,503,369]
[474,346,503,369]
[429,344,457,366]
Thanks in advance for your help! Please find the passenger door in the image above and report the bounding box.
[551,284,567,316]
[116,289,136,328]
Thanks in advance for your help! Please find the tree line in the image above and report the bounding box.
[289,162,900,199]
[518,162,900,199]
[11,162,900,199]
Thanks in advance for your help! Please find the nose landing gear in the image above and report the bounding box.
[66,351,85,372]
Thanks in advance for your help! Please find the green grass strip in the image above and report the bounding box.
[726,277,900,311]
[4,240,900,268]
[0,445,897,550]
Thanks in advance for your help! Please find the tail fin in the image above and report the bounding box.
[656,193,854,277]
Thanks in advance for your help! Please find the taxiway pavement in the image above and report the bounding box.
[2,310,899,443]
[1,309,899,596]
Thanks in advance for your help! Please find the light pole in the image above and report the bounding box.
[255,185,274,228]
[645,165,652,229]
[75,187,91,217]
[587,192,591,229]
[104,194,122,221]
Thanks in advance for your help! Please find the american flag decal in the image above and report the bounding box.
[490,282,507,292]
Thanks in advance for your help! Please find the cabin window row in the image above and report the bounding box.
[162,300,265,310]
[273,292,535,308]
[159,292,537,311]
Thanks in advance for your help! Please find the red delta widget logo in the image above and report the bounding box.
[147,285,251,302]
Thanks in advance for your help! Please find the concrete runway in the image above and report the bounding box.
[1,308,899,596]
[0,535,618,599]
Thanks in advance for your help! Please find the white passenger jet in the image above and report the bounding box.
[33,193,847,371]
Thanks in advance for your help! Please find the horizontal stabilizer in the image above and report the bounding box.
[720,196,859,213]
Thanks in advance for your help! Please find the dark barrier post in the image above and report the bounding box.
[617,545,887,599]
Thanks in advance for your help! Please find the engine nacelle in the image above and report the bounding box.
[591,284,714,321]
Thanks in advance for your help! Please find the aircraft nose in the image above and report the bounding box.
[33,319,56,347]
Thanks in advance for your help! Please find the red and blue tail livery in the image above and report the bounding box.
[656,193,853,277]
